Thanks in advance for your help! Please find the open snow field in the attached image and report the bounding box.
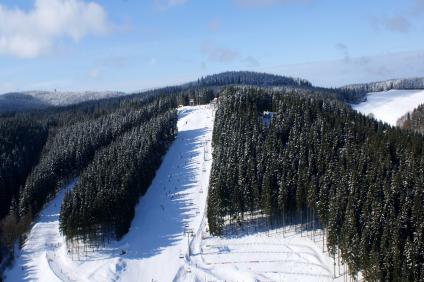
[5,104,348,282]
[177,223,348,282]
[352,89,424,126]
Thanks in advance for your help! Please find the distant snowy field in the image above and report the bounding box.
[352,89,424,126]
[5,104,348,282]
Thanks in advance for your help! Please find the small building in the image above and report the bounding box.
[189,99,195,106]
[261,111,274,128]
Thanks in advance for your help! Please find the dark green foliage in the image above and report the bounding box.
[0,118,46,278]
[398,103,424,134]
[60,111,177,242]
[0,82,216,273]
[0,119,48,219]
[192,71,312,87]
[18,98,175,216]
[208,87,424,281]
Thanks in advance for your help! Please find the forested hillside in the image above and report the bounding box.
[208,87,424,281]
[190,71,312,87]
[341,77,424,102]
[60,110,177,243]
[398,104,424,134]
[0,119,48,266]
[0,85,216,276]
[3,71,424,280]
[0,71,365,115]
[19,97,176,217]
[0,93,49,114]
[0,120,48,219]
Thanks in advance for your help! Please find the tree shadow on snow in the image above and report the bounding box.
[111,127,208,260]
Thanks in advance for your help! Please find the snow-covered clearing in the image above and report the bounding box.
[6,104,349,282]
[352,89,424,126]
[176,215,349,282]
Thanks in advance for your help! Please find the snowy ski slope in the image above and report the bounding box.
[6,104,347,282]
[352,89,424,126]
[5,105,214,282]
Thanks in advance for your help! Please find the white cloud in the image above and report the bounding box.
[154,0,188,9]
[243,56,260,67]
[370,16,412,33]
[234,0,312,7]
[261,50,424,87]
[208,18,221,32]
[168,0,188,5]
[201,41,240,63]
[369,0,424,34]
[0,0,110,59]
[88,68,99,78]
[335,43,351,63]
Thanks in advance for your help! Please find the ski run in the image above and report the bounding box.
[6,104,349,282]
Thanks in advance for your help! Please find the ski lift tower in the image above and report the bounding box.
[184,226,194,257]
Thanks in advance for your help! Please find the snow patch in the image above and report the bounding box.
[352,89,424,126]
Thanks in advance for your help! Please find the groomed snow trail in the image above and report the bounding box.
[6,104,347,282]
[115,105,215,281]
[5,105,215,282]
[352,89,424,126]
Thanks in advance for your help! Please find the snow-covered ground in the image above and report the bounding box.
[5,105,214,282]
[5,104,349,282]
[177,224,349,282]
[5,180,77,282]
[352,89,424,126]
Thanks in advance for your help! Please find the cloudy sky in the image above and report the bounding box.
[0,0,423,93]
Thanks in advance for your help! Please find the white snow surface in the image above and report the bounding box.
[5,104,348,282]
[352,89,424,126]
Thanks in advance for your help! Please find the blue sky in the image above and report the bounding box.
[0,0,423,93]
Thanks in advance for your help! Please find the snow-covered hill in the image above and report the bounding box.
[24,91,125,106]
[5,104,348,282]
[0,90,125,113]
[352,89,424,126]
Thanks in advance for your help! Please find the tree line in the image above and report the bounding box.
[341,77,424,102]
[398,103,424,134]
[191,71,312,88]
[207,87,424,281]
[19,97,176,217]
[60,110,177,245]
